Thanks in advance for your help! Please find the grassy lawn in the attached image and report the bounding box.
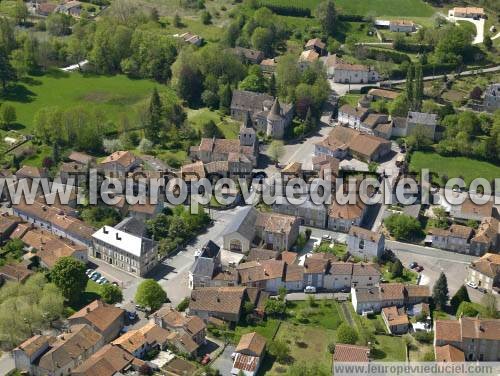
[187,108,241,139]
[382,265,419,284]
[268,322,334,375]
[259,0,435,17]
[339,94,362,107]
[163,17,225,43]
[1,72,174,133]
[66,279,102,314]
[409,151,500,186]
[314,242,348,259]
[372,334,407,361]
[233,318,280,343]
[287,299,344,330]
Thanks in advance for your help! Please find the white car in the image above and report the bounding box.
[322,234,332,241]
[466,281,478,289]
[304,286,316,294]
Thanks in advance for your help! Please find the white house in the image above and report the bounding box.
[333,63,379,84]
[347,226,385,260]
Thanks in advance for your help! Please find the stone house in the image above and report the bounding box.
[328,200,367,233]
[332,62,380,84]
[237,259,285,293]
[382,306,409,334]
[13,324,104,376]
[188,286,247,323]
[347,226,385,260]
[98,151,141,184]
[389,20,416,32]
[427,224,474,253]
[338,104,370,128]
[229,47,264,64]
[466,253,500,293]
[351,283,430,314]
[434,317,500,361]
[68,300,125,343]
[406,112,438,141]
[72,344,138,376]
[91,224,158,277]
[483,83,500,112]
[470,217,499,256]
[273,198,328,229]
[351,262,381,287]
[112,322,172,359]
[230,90,293,139]
[232,332,267,376]
[449,7,485,18]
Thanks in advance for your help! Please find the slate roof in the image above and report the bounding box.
[407,111,438,126]
[231,90,274,113]
[222,206,259,241]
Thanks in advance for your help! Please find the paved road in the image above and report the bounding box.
[0,353,14,375]
[386,64,500,85]
[447,15,485,44]
[211,344,235,376]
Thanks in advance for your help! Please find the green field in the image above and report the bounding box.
[259,0,435,17]
[187,108,241,139]
[409,151,500,186]
[1,72,174,133]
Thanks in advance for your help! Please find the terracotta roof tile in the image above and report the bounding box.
[333,344,370,362]
[235,332,266,357]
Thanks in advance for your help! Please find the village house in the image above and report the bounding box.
[68,300,125,343]
[68,151,96,166]
[304,38,327,56]
[435,344,466,362]
[56,0,82,17]
[34,2,57,16]
[15,165,49,181]
[315,126,392,162]
[434,317,500,361]
[298,49,320,69]
[190,122,259,167]
[406,111,438,140]
[188,286,247,323]
[470,217,499,255]
[237,259,285,293]
[427,224,474,253]
[367,88,400,102]
[332,62,380,84]
[322,262,351,291]
[222,206,300,253]
[347,226,385,260]
[0,262,34,283]
[112,322,172,359]
[72,344,140,376]
[259,58,277,73]
[12,199,95,246]
[449,7,485,18]
[154,307,207,353]
[91,224,158,277]
[333,344,371,363]
[351,283,430,314]
[303,255,329,289]
[273,198,328,228]
[284,263,305,291]
[328,200,367,233]
[17,225,88,268]
[189,240,223,289]
[13,324,104,376]
[98,150,141,184]
[360,113,392,139]
[466,253,500,293]
[389,20,416,32]
[229,47,265,64]
[247,248,279,262]
[232,332,267,376]
[337,104,371,128]
[351,262,381,288]
[449,197,496,222]
[0,214,22,243]
[230,90,294,139]
[483,83,500,112]
[382,306,410,334]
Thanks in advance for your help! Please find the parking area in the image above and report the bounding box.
[211,344,235,376]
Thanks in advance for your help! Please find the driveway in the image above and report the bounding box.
[211,344,235,376]
[447,15,485,44]
[149,206,250,307]
[0,353,14,375]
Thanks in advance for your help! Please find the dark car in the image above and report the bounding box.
[415,266,424,272]
[409,262,418,269]
[127,311,137,321]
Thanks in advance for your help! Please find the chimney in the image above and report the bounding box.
[103,226,109,234]
[116,232,122,241]
[86,307,91,313]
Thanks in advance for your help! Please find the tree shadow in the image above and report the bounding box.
[20,76,42,86]
[44,68,70,79]
[370,347,387,360]
[0,84,36,103]
[5,123,26,131]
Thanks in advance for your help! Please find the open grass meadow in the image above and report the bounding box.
[1,71,175,133]
[259,0,435,17]
[187,108,241,139]
[409,151,500,186]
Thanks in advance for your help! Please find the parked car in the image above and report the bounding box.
[127,311,137,321]
[201,355,211,365]
[97,277,108,285]
[86,269,94,276]
[466,281,478,289]
[135,304,147,312]
[478,287,487,294]
[322,234,332,241]
[415,266,424,272]
[304,286,317,294]
[112,281,119,287]
[90,272,101,281]
[409,262,418,269]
